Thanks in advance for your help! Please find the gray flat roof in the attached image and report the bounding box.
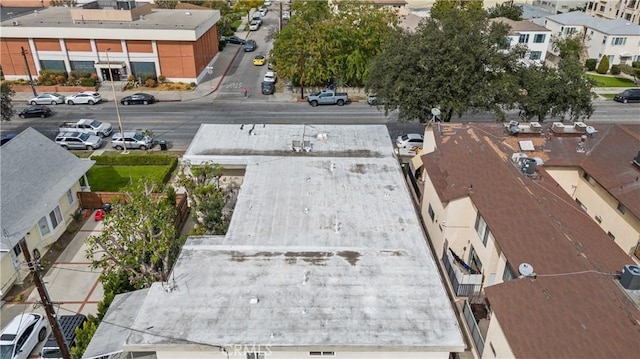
[123,124,464,351]
[546,11,640,35]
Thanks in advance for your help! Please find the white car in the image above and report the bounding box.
[396,133,424,148]
[264,0,271,5]
[263,71,277,83]
[28,93,65,105]
[0,313,48,359]
[65,91,102,105]
[282,11,291,20]
[259,6,268,16]
[249,20,260,31]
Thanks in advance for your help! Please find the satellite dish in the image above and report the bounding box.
[519,263,535,277]
[431,108,441,117]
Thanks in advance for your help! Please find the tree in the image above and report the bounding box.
[175,161,230,235]
[155,0,177,9]
[86,181,183,288]
[596,55,610,74]
[486,0,523,21]
[71,315,98,359]
[234,0,264,21]
[1,82,15,122]
[367,0,523,122]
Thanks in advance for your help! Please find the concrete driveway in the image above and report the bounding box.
[0,211,105,357]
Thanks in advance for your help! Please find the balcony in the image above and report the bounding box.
[442,249,483,296]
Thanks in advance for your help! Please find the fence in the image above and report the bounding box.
[463,300,485,357]
[442,250,482,297]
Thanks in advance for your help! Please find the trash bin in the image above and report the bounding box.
[159,140,167,151]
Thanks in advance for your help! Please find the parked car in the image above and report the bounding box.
[613,88,640,103]
[367,94,378,105]
[253,54,266,66]
[249,20,261,31]
[282,11,291,20]
[252,13,262,25]
[396,133,424,148]
[224,35,246,45]
[18,105,52,118]
[261,81,275,95]
[28,93,64,105]
[243,39,257,52]
[55,131,102,150]
[111,131,154,150]
[264,0,271,5]
[259,6,268,16]
[65,91,102,105]
[120,93,156,105]
[307,90,348,106]
[263,71,277,83]
[0,313,47,359]
[39,315,87,359]
[0,133,17,146]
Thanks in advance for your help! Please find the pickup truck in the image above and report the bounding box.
[59,119,112,137]
[307,90,349,107]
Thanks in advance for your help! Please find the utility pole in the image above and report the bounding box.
[19,240,71,359]
[279,1,282,31]
[20,47,37,97]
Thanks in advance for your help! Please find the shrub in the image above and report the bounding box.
[219,40,227,51]
[92,154,177,166]
[70,70,92,79]
[67,75,76,85]
[79,78,96,86]
[610,65,621,75]
[90,73,98,81]
[144,78,157,87]
[585,59,597,71]
[54,75,66,84]
[189,82,196,89]
[127,74,136,82]
[159,75,166,83]
[632,61,640,69]
[162,158,179,184]
[596,56,610,74]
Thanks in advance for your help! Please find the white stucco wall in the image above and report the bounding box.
[482,315,515,359]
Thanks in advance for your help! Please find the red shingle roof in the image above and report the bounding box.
[421,123,640,358]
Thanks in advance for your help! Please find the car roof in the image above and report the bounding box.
[1,313,40,338]
[265,71,275,76]
[58,132,81,137]
[113,131,143,137]
[405,133,423,140]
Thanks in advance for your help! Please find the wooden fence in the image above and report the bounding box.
[77,191,190,233]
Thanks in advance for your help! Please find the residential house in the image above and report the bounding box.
[0,1,220,84]
[586,0,640,24]
[82,124,465,359]
[0,128,94,299]
[416,122,640,358]
[543,11,640,64]
[532,0,587,13]
[490,17,552,65]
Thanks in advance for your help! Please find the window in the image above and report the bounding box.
[309,352,335,357]
[533,34,546,43]
[490,342,497,357]
[608,55,615,64]
[246,353,265,359]
[617,202,626,214]
[428,204,435,222]
[468,246,483,273]
[599,5,605,11]
[582,172,596,185]
[12,240,23,257]
[39,59,66,71]
[131,62,157,81]
[611,37,627,45]
[607,231,616,240]
[595,215,602,223]
[38,216,51,236]
[503,262,515,282]
[564,27,577,35]
[67,189,74,205]
[70,60,96,73]
[602,36,607,44]
[474,212,490,246]
[575,198,587,212]
[49,206,63,229]
[529,51,542,60]
[518,33,530,43]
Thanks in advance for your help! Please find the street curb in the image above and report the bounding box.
[209,45,243,95]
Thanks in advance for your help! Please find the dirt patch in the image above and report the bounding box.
[3,216,90,303]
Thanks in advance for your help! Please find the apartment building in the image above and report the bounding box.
[0,2,220,84]
[586,0,640,24]
[416,122,640,358]
[532,0,588,13]
[543,11,640,63]
[490,17,552,64]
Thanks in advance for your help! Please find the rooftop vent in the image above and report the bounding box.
[508,121,520,136]
[250,297,259,304]
[521,157,537,175]
[620,265,640,290]
[633,151,640,168]
[11,21,19,26]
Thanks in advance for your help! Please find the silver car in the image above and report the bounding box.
[55,132,102,150]
[111,131,154,150]
[65,91,102,105]
[28,93,65,105]
[396,133,424,148]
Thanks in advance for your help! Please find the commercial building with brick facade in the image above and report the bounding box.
[1,3,220,84]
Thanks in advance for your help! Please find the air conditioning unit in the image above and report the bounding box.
[574,122,587,132]
[620,264,640,290]
[530,122,542,132]
[11,20,19,26]
[552,122,565,133]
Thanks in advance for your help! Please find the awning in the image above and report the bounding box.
[94,61,126,69]
[619,52,632,57]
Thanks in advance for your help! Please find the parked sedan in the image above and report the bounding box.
[249,20,260,31]
[263,71,277,83]
[243,39,257,52]
[396,133,424,149]
[111,131,154,150]
[65,91,102,105]
[28,93,64,105]
[613,88,640,103]
[261,81,275,95]
[120,93,156,105]
[224,35,246,45]
[0,313,47,359]
[18,105,52,118]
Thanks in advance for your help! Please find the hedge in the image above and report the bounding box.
[92,154,178,166]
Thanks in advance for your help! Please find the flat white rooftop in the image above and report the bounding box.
[125,124,464,351]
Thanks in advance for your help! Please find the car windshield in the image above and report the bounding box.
[89,120,100,127]
[133,133,145,141]
[41,348,63,358]
[52,93,62,97]
[1,345,14,359]
[79,133,90,141]
[401,135,410,141]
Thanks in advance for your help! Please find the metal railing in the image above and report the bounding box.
[442,251,482,297]
[463,300,485,356]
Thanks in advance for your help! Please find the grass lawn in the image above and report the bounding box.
[600,94,617,99]
[585,74,636,87]
[87,165,169,192]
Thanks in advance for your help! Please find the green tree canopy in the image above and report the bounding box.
[1,82,15,122]
[86,181,182,288]
[486,0,523,21]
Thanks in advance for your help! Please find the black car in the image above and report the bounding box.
[121,93,156,105]
[243,39,257,52]
[224,35,246,45]
[19,105,52,118]
[613,88,640,103]
[261,81,275,95]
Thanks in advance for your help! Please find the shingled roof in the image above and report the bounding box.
[421,123,640,358]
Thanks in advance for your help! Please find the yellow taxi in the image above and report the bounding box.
[253,54,266,66]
